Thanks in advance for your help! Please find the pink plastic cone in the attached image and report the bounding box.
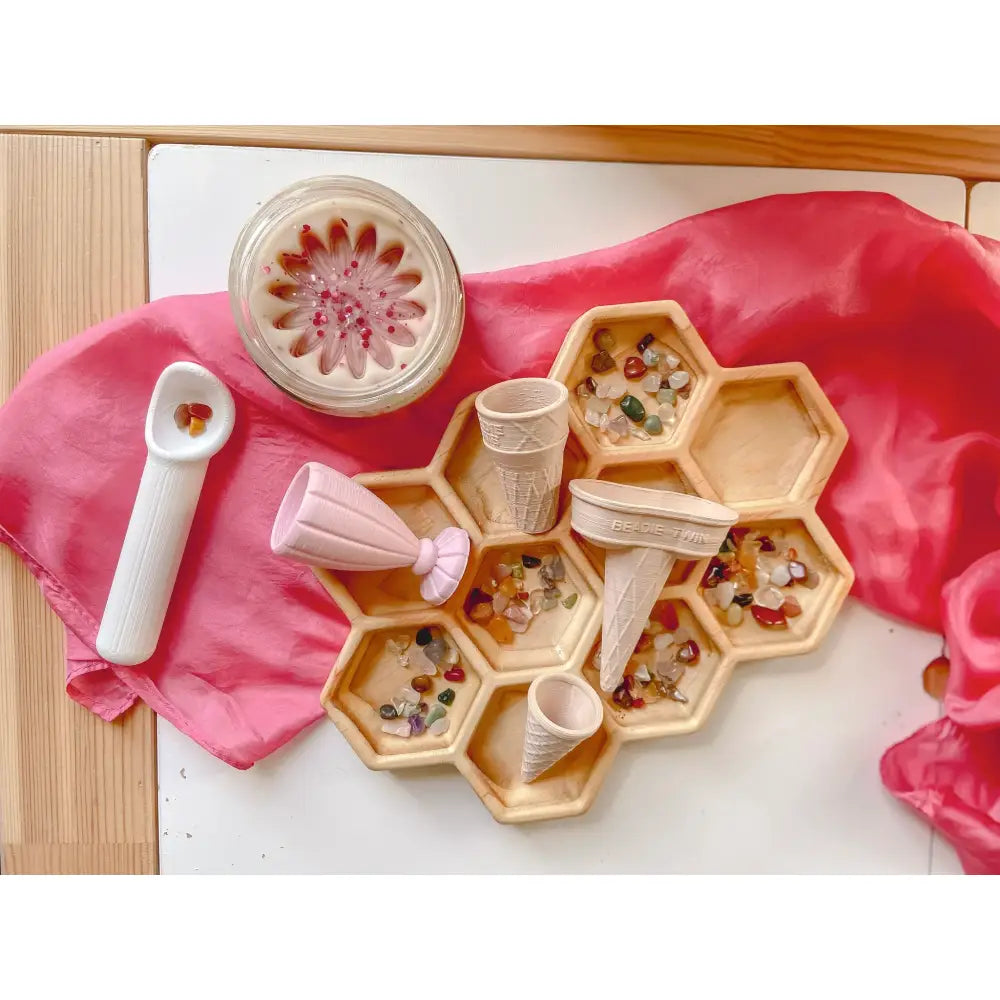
[271,462,470,605]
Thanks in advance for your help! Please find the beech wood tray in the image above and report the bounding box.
[318,301,853,823]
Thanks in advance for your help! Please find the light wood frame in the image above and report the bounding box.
[0,125,992,872]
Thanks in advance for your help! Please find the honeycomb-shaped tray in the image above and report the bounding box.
[318,301,853,823]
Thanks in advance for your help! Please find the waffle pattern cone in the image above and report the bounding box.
[520,707,585,782]
[476,408,567,451]
[486,443,563,534]
[600,546,674,691]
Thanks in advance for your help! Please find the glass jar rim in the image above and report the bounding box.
[228,175,464,416]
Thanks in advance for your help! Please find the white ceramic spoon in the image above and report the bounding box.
[96,362,235,666]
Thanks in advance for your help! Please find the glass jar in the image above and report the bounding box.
[229,176,464,416]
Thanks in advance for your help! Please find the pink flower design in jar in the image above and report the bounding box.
[267,221,426,379]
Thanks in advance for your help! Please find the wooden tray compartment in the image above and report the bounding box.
[691,511,853,658]
[457,682,619,823]
[553,300,717,454]
[321,614,486,769]
[689,364,845,510]
[580,595,732,740]
[461,535,602,675]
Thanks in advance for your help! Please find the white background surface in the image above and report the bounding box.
[148,145,965,873]
[969,183,1000,239]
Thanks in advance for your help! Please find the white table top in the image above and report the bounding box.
[969,183,1000,239]
[148,146,964,873]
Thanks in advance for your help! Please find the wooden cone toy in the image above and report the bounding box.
[475,378,569,534]
[569,480,738,691]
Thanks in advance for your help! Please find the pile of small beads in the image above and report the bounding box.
[173,402,214,438]
[700,527,821,630]
[595,599,701,710]
[464,551,578,645]
[577,328,693,443]
[378,627,467,739]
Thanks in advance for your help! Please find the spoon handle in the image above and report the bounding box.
[96,454,208,666]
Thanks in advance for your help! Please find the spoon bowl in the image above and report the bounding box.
[147,361,236,462]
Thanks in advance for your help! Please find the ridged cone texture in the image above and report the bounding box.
[489,449,562,534]
[477,409,567,451]
[520,709,585,782]
[600,546,674,691]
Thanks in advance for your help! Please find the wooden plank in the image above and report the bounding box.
[0,133,157,874]
[9,125,1000,178]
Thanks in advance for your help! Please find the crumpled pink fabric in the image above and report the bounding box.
[5,191,1000,871]
[880,551,1000,874]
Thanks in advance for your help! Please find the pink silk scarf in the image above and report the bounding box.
[3,191,1000,871]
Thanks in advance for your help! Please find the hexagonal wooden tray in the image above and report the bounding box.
[318,301,853,823]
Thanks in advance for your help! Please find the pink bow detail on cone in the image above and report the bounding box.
[271,462,470,605]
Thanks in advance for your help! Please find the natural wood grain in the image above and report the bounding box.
[3,842,157,873]
[10,125,1000,179]
[0,133,156,874]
